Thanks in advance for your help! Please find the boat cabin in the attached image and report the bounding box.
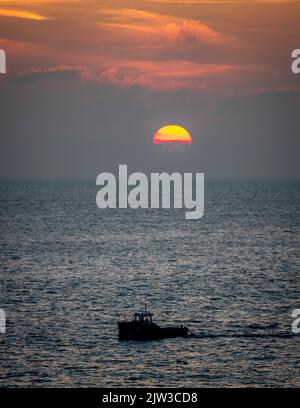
[132,311,154,323]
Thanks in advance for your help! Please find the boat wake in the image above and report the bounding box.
[188,332,293,339]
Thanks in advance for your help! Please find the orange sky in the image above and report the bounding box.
[0,0,299,92]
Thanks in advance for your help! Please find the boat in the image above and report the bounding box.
[117,310,189,341]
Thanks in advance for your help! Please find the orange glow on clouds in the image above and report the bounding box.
[0,1,298,93]
[0,8,48,20]
[153,125,192,144]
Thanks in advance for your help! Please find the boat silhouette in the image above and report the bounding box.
[118,310,189,341]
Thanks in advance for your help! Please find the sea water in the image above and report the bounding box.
[0,179,299,387]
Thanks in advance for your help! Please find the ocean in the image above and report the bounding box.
[0,179,299,387]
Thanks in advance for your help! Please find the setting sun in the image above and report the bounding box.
[153,125,192,144]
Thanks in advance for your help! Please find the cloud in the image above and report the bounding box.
[98,59,248,91]
[0,8,48,20]
[165,19,228,44]
[17,65,87,81]
[0,1,298,93]
[9,60,243,91]
[99,8,229,46]
[86,7,236,89]
[1,52,264,92]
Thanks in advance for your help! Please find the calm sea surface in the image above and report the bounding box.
[0,179,299,387]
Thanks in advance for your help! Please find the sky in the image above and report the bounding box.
[0,0,299,178]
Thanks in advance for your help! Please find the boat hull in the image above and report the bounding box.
[118,321,188,341]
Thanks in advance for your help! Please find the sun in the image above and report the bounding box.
[153,125,192,144]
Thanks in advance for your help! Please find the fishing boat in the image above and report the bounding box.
[117,310,189,341]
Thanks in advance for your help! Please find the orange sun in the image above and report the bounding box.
[153,125,192,144]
